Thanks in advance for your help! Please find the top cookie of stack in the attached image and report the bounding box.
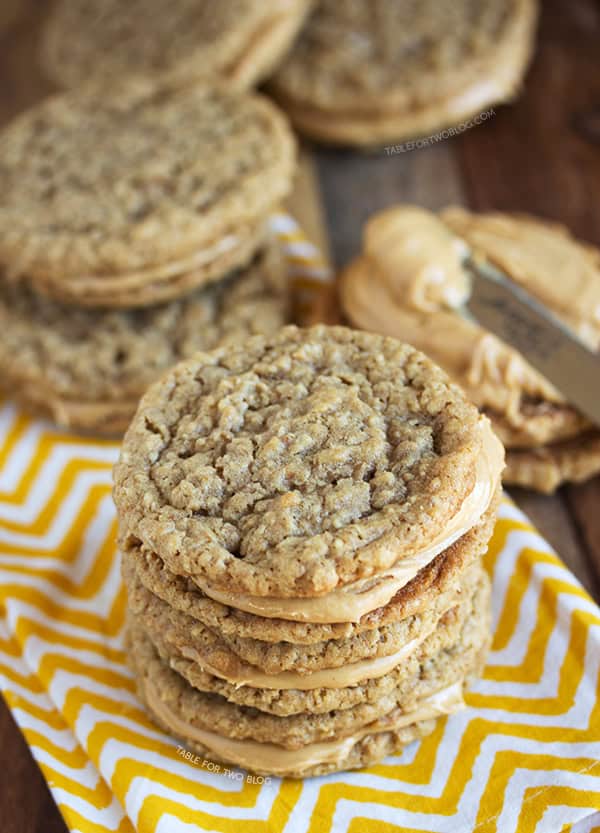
[115,325,505,777]
[42,0,315,92]
[0,80,297,432]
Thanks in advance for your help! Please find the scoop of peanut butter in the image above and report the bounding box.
[341,205,600,428]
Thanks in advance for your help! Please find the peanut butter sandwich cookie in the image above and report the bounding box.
[121,493,498,647]
[341,206,600,492]
[0,242,290,434]
[115,325,504,776]
[126,576,490,778]
[269,0,538,147]
[127,560,490,718]
[42,0,314,92]
[0,80,295,308]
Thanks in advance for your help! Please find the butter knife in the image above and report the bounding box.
[462,256,600,428]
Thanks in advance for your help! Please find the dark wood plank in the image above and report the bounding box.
[315,142,466,268]
[457,0,600,246]
[0,696,68,833]
[287,146,333,263]
[565,480,600,582]
[0,0,57,122]
[456,0,600,594]
[510,489,600,598]
[0,4,75,829]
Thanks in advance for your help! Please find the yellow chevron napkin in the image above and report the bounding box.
[0,215,599,833]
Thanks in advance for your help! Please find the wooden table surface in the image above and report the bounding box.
[1,0,600,830]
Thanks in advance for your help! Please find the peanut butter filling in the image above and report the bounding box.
[146,681,464,776]
[192,417,503,624]
[180,631,432,690]
[55,233,242,291]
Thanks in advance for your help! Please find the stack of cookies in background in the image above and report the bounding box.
[0,79,296,433]
[340,205,600,493]
[269,0,538,147]
[39,0,538,151]
[114,326,505,777]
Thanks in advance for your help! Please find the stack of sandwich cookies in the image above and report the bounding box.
[340,206,600,492]
[270,0,538,147]
[115,325,504,777]
[43,0,314,91]
[0,80,296,432]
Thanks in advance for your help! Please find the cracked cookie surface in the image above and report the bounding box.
[114,325,483,598]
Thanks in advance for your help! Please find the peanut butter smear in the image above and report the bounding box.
[341,206,600,425]
[364,206,470,312]
[441,207,600,350]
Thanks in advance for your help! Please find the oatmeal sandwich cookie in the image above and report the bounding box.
[0,242,290,435]
[269,0,538,147]
[340,206,600,492]
[121,490,498,646]
[116,325,503,775]
[0,80,295,308]
[42,0,314,92]
[126,561,489,717]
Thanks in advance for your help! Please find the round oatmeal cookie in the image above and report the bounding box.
[0,242,290,434]
[122,492,499,644]
[127,581,488,756]
[114,325,486,599]
[130,571,490,717]
[42,0,314,92]
[269,0,538,146]
[0,80,295,308]
[125,554,481,674]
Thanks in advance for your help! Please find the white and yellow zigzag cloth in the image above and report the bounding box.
[0,217,599,833]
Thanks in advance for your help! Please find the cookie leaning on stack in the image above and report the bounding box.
[270,0,538,147]
[340,205,600,493]
[0,80,296,433]
[114,325,505,777]
[42,0,314,92]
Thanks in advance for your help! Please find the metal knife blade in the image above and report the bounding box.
[463,256,600,428]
